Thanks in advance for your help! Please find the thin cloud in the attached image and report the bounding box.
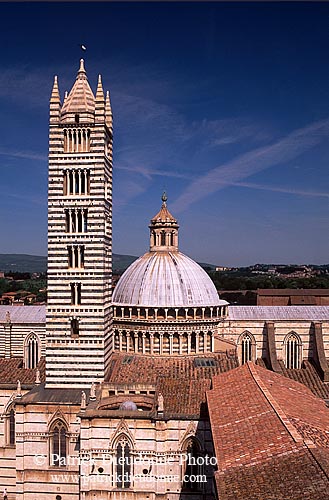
[172,118,329,212]
[115,164,191,180]
[0,189,45,206]
[229,181,329,198]
[0,149,47,162]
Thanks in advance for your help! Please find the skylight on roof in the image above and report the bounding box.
[122,355,134,365]
[194,357,217,368]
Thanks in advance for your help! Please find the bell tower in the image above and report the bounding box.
[46,60,113,388]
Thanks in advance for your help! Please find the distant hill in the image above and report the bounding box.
[112,254,138,272]
[0,253,215,274]
[0,254,47,273]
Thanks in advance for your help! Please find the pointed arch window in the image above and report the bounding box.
[9,408,15,445]
[285,333,301,369]
[50,420,67,467]
[5,404,15,446]
[116,435,131,488]
[182,438,202,491]
[25,333,40,369]
[241,333,252,364]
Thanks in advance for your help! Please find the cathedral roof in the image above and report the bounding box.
[0,356,45,386]
[61,59,95,116]
[207,362,329,500]
[105,352,238,417]
[112,250,225,307]
[0,305,45,323]
[228,305,329,321]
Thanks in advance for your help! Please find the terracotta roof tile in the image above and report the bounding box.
[105,352,238,416]
[207,363,329,500]
[0,356,45,385]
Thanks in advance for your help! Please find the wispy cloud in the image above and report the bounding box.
[228,181,329,198]
[172,118,329,212]
[0,149,47,162]
[115,163,191,181]
[113,178,149,210]
[0,189,45,206]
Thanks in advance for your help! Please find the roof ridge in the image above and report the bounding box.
[246,362,304,444]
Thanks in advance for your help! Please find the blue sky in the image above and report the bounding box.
[0,2,328,266]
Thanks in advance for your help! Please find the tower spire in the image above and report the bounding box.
[49,76,61,123]
[50,76,60,103]
[78,58,86,76]
[60,59,95,122]
[95,74,105,122]
[105,91,113,131]
[96,75,105,100]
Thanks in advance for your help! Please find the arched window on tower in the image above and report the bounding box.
[70,318,79,337]
[160,231,166,246]
[25,333,40,369]
[285,333,301,369]
[241,332,253,364]
[50,420,67,467]
[116,435,131,488]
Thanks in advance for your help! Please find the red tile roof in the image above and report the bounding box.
[105,352,238,417]
[278,360,329,400]
[0,357,45,386]
[207,362,329,500]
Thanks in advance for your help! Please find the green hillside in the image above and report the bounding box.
[0,253,215,274]
[0,254,47,273]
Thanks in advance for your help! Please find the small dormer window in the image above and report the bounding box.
[75,114,79,124]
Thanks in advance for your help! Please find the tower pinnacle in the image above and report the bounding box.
[105,91,113,130]
[78,58,86,75]
[96,74,105,101]
[50,76,60,103]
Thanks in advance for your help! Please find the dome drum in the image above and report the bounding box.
[113,305,228,322]
[114,329,215,355]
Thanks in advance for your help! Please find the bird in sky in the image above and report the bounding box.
[80,44,87,51]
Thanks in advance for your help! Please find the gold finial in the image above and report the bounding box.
[161,191,168,205]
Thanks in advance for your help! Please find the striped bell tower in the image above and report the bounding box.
[46,59,113,387]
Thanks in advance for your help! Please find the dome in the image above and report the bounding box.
[119,400,138,411]
[112,251,222,308]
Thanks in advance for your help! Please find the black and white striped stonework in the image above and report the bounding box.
[46,64,113,388]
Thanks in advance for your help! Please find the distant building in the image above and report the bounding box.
[257,288,329,306]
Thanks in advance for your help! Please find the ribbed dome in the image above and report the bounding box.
[113,251,222,307]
